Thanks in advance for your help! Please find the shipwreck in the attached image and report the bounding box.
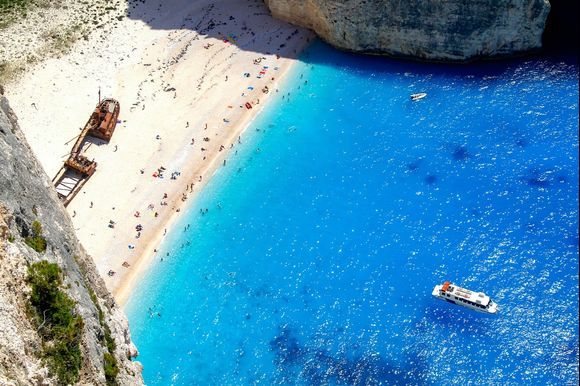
[53,98,120,206]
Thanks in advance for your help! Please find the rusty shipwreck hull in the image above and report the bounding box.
[87,98,120,142]
[53,98,120,206]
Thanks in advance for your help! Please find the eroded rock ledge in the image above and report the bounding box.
[264,0,551,61]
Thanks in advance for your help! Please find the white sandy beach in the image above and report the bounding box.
[3,0,312,305]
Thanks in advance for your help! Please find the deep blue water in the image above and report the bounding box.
[125,41,579,385]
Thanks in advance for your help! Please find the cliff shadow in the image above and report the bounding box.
[124,0,314,59]
[298,36,578,83]
[123,0,577,73]
[542,0,579,59]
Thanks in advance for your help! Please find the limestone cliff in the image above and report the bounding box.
[264,0,551,61]
[0,96,143,385]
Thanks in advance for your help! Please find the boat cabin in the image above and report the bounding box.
[87,98,120,142]
[64,155,96,176]
[439,281,491,310]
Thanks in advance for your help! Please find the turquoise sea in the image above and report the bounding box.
[125,41,579,385]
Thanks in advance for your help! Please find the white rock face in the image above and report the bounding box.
[0,240,51,385]
[264,0,551,61]
[0,97,143,385]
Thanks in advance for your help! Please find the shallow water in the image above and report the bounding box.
[126,41,579,385]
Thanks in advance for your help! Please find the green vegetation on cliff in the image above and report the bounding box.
[89,288,120,385]
[0,0,31,12]
[27,260,83,384]
[85,263,119,385]
[24,220,47,253]
[0,0,32,27]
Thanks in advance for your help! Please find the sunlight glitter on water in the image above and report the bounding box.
[126,42,579,385]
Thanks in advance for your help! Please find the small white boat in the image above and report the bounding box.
[410,92,427,101]
[432,281,498,314]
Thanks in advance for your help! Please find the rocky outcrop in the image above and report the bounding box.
[264,0,551,61]
[0,96,143,385]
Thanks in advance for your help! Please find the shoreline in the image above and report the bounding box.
[3,0,314,307]
[113,53,308,306]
